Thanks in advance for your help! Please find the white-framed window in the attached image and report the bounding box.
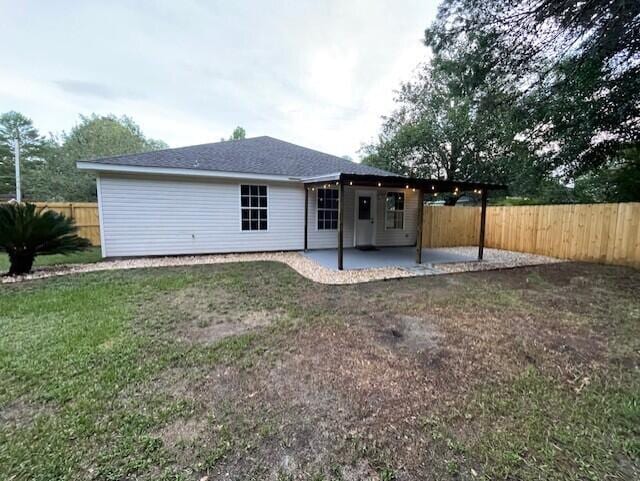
[385,191,404,229]
[241,185,267,231]
[317,188,339,230]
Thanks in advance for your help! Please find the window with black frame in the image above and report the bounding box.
[241,185,267,231]
[385,192,404,229]
[317,188,339,230]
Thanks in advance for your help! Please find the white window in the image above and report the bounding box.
[241,185,267,231]
[317,188,339,230]
[385,192,404,229]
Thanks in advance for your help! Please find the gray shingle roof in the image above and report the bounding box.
[82,136,395,178]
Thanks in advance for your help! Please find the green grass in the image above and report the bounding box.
[1,261,638,480]
[0,247,102,273]
[0,270,187,480]
[465,367,640,480]
[0,263,310,481]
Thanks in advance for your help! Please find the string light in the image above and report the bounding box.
[377,182,382,187]
[405,184,409,189]
[412,188,416,192]
[431,185,435,190]
[349,181,353,185]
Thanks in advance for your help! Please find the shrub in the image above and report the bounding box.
[0,202,90,275]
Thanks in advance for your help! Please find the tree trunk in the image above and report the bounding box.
[8,253,35,276]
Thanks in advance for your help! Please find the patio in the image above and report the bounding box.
[302,172,504,270]
[302,246,477,270]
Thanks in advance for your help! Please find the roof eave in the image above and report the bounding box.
[76,161,302,183]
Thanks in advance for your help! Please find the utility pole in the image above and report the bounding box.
[14,138,21,202]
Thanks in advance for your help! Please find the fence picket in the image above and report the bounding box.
[423,203,640,268]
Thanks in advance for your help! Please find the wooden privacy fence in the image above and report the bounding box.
[423,203,640,268]
[7,201,639,266]
[33,202,100,246]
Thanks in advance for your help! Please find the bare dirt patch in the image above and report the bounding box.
[375,314,442,354]
[0,398,55,427]
[162,286,285,344]
[154,418,207,448]
[183,309,277,344]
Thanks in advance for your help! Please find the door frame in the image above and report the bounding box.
[353,189,377,247]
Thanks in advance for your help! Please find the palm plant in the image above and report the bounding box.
[0,202,91,275]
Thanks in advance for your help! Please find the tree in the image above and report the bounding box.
[0,202,90,275]
[574,148,640,203]
[426,0,640,181]
[0,111,47,199]
[363,0,639,202]
[362,32,547,194]
[222,126,246,141]
[29,114,168,201]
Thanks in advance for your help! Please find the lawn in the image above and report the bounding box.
[1,262,638,480]
[0,247,102,273]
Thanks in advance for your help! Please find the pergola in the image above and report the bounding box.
[302,173,506,270]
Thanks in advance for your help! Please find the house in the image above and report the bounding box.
[77,136,501,269]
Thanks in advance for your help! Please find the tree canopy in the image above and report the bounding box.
[363,0,640,203]
[0,111,49,198]
[222,126,247,141]
[0,113,168,201]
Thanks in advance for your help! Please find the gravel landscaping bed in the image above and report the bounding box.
[1,247,561,285]
[426,247,562,274]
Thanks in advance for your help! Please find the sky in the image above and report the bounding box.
[0,0,437,160]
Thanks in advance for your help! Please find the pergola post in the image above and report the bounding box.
[337,181,344,270]
[304,186,309,251]
[415,188,424,264]
[478,188,488,260]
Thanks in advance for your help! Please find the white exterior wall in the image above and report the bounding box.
[306,186,419,249]
[375,187,420,246]
[97,174,420,257]
[98,174,305,257]
[307,187,355,249]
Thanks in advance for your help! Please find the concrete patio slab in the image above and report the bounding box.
[301,246,477,270]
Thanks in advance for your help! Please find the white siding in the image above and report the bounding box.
[98,174,420,257]
[376,187,419,246]
[307,186,418,249]
[98,174,305,257]
[307,187,355,249]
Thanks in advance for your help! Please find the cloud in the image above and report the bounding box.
[54,80,142,101]
[0,0,437,158]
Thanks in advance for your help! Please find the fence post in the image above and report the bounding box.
[416,188,424,264]
[478,189,488,260]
